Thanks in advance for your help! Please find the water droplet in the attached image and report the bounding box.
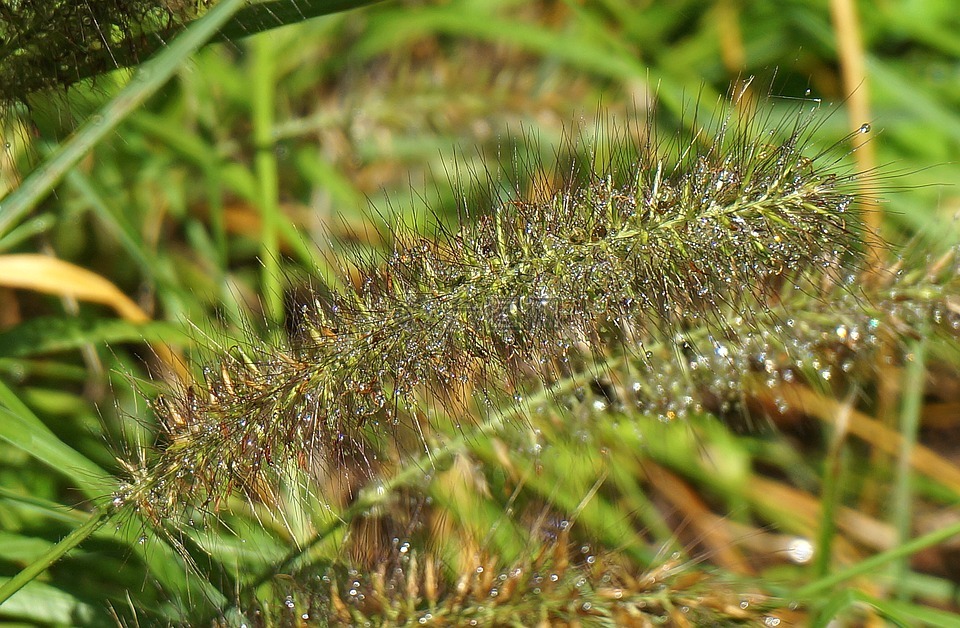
[764,616,781,627]
[858,123,871,134]
[787,538,814,564]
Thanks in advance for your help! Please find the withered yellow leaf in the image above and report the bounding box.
[0,254,147,321]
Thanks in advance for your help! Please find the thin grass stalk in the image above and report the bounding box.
[252,33,284,330]
[891,331,927,600]
[814,396,852,578]
[829,0,881,265]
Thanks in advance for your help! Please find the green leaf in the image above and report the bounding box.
[0,579,97,625]
[0,380,111,500]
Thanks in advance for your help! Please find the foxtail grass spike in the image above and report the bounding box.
[115,86,875,522]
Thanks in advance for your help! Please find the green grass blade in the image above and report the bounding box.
[0,577,99,624]
[796,519,960,600]
[216,0,385,44]
[891,333,927,598]
[251,33,283,330]
[0,380,110,499]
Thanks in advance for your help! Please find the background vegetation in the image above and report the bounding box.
[1,0,960,625]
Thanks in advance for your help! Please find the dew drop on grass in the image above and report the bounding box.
[764,616,782,627]
[858,123,871,134]
[787,538,814,564]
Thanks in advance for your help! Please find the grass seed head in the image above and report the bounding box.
[122,88,883,524]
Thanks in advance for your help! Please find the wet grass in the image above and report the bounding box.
[1,1,960,625]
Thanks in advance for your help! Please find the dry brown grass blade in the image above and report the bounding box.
[830,0,881,264]
[0,254,149,321]
[644,461,753,574]
[759,383,960,494]
[0,253,184,375]
[747,475,895,553]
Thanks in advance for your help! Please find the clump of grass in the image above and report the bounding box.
[4,3,960,624]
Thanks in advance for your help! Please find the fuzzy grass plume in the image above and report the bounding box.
[249,520,789,626]
[2,1,960,625]
[0,0,214,101]
[113,85,865,521]
[0,0,382,103]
